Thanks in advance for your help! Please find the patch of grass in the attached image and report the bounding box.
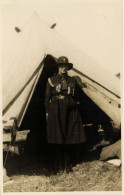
[4,153,121,192]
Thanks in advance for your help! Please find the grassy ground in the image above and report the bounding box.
[3,141,122,192]
[4,161,122,192]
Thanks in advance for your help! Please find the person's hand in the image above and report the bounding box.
[85,83,90,88]
[86,83,89,88]
[46,113,48,121]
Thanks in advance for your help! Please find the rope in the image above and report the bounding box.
[3,141,12,168]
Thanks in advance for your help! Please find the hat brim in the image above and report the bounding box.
[57,63,73,70]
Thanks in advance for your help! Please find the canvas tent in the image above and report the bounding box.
[2,13,121,133]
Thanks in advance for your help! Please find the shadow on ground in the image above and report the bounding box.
[3,140,103,177]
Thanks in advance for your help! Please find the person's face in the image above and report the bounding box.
[58,64,68,74]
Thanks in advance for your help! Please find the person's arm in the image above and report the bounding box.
[73,79,82,104]
[73,75,87,88]
[45,80,52,114]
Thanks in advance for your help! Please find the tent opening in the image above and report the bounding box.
[19,54,118,154]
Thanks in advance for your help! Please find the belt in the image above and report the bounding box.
[54,95,66,100]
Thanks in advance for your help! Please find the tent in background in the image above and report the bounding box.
[2,13,121,133]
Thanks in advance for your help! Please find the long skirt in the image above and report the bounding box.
[46,97,86,144]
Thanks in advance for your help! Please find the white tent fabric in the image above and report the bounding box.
[100,139,121,160]
[2,13,121,130]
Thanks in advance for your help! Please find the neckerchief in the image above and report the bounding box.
[59,73,68,90]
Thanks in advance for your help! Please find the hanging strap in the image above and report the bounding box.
[48,78,54,87]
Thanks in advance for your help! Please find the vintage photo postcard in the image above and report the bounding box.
[1,0,123,193]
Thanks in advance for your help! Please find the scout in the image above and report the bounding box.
[45,56,87,173]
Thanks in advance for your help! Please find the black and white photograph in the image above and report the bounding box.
[1,0,122,193]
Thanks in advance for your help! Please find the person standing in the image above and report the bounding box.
[45,56,87,173]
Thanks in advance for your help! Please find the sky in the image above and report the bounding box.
[1,0,123,75]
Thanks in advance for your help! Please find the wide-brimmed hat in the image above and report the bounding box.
[57,56,73,70]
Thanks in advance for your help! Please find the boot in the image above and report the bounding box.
[64,152,73,174]
[53,148,64,174]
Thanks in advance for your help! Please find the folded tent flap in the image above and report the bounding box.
[69,69,121,127]
[2,55,46,131]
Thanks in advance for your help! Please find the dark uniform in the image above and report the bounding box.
[45,73,86,144]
